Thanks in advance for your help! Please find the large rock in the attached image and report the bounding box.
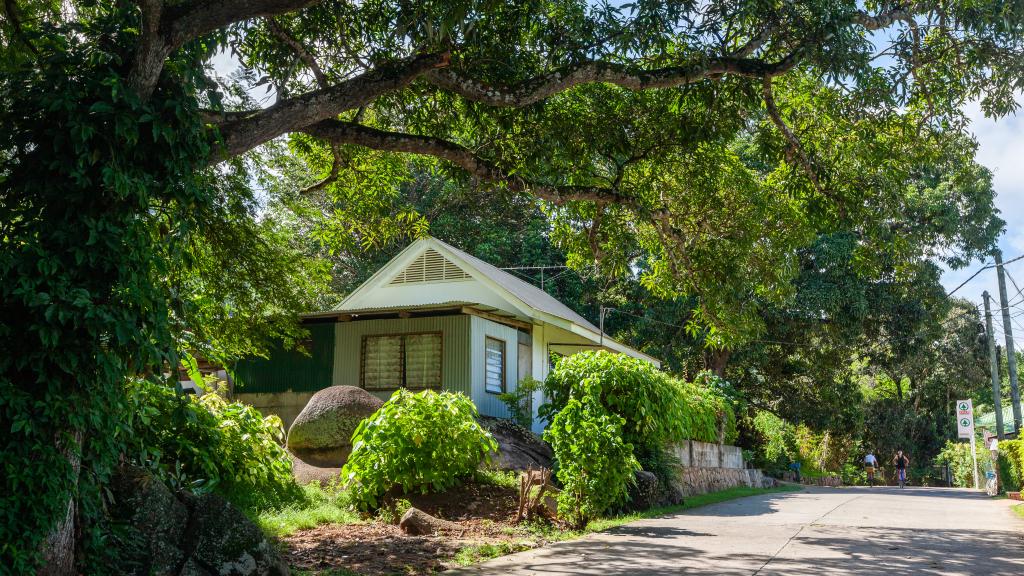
[287,385,384,467]
[624,470,660,512]
[109,466,189,575]
[479,417,553,471]
[108,466,290,576]
[185,493,289,576]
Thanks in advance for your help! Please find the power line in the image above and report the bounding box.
[948,252,1024,296]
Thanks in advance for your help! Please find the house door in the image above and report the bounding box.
[517,330,532,421]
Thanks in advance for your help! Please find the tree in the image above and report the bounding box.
[3,1,1024,571]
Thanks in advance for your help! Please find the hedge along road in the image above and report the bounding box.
[447,486,1024,575]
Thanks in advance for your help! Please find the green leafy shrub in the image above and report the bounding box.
[498,376,542,429]
[542,351,735,449]
[123,379,302,512]
[544,397,640,529]
[935,440,987,488]
[998,439,1024,492]
[341,389,498,509]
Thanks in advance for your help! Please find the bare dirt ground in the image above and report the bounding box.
[282,480,537,575]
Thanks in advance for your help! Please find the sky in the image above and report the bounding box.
[940,101,1024,345]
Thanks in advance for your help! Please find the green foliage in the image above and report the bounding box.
[935,440,988,488]
[543,397,640,529]
[998,440,1024,493]
[257,483,359,538]
[123,379,303,512]
[542,351,736,450]
[751,411,853,477]
[498,376,542,429]
[341,389,497,510]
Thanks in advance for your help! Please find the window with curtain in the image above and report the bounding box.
[361,333,442,391]
[485,336,505,394]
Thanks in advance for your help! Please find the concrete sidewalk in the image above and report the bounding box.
[447,486,1024,575]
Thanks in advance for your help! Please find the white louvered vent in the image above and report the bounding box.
[389,249,471,285]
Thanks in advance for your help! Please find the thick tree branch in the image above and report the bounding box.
[423,51,804,108]
[303,120,659,212]
[163,0,320,48]
[211,52,450,161]
[127,0,320,99]
[853,7,916,31]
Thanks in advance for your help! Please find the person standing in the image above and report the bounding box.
[864,451,879,486]
[892,450,910,488]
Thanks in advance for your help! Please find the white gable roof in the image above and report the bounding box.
[336,237,658,365]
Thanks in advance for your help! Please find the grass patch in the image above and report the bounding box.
[257,483,361,538]
[453,542,533,566]
[1012,503,1024,520]
[474,469,520,489]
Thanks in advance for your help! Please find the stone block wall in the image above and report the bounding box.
[673,467,775,497]
[671,440,745,470]
[667,441,774,496]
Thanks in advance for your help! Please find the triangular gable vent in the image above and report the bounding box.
[389,248,471,285]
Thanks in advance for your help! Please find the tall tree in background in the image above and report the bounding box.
[2,1,1022,571]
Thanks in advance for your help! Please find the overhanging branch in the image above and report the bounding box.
[211,52,450,160]
[423,50,804,108]
[302,120,660,212]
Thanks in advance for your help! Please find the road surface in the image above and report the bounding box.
[449,486,1024,575]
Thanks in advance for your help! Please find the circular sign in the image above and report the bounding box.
[961,417,972,427]
[959,402,970,411]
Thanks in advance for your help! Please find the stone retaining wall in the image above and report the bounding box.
[673,467,775,496]
[667,440,776,496]
[672,440,745,470]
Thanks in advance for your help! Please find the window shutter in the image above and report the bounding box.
[362,335,403,390]
[485,337,505,393]
[405,333,442,389]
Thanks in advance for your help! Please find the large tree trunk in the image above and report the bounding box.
[707,349,731,378]
[38,431,82,576]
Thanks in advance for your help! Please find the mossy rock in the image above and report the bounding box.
[287,385,384,467]
[108,466,189,575]
[186,492,289,576]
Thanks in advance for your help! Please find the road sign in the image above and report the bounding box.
[957,399,975,439]
[956,399,979,489]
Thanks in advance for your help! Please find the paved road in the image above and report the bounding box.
[449,486,1024,575]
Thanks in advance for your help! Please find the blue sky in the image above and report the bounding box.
[941,101,1024,324]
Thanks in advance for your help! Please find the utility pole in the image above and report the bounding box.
[983,292,1005,440]
[995,250,1023,433]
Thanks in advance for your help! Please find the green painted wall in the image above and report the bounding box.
[233,322,335,393]
[333,315,473,400]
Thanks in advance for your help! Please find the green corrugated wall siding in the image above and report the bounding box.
[333,315,472,400]
[233,323,335,393]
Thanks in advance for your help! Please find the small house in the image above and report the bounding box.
[234,237,658,432]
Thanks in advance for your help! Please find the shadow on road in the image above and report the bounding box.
[497,526,1024,576]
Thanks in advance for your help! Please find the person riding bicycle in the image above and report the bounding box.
[864,451,879,486]
[892,450,910,487]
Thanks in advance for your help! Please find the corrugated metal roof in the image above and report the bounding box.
[432,238,601,333]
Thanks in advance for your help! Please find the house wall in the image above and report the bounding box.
[468,315,520,419]
[332,314,472,401]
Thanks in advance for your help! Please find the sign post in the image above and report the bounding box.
[957,399,978,489]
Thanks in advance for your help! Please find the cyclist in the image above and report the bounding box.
[864,451,879,486]
[892,450,910,488]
